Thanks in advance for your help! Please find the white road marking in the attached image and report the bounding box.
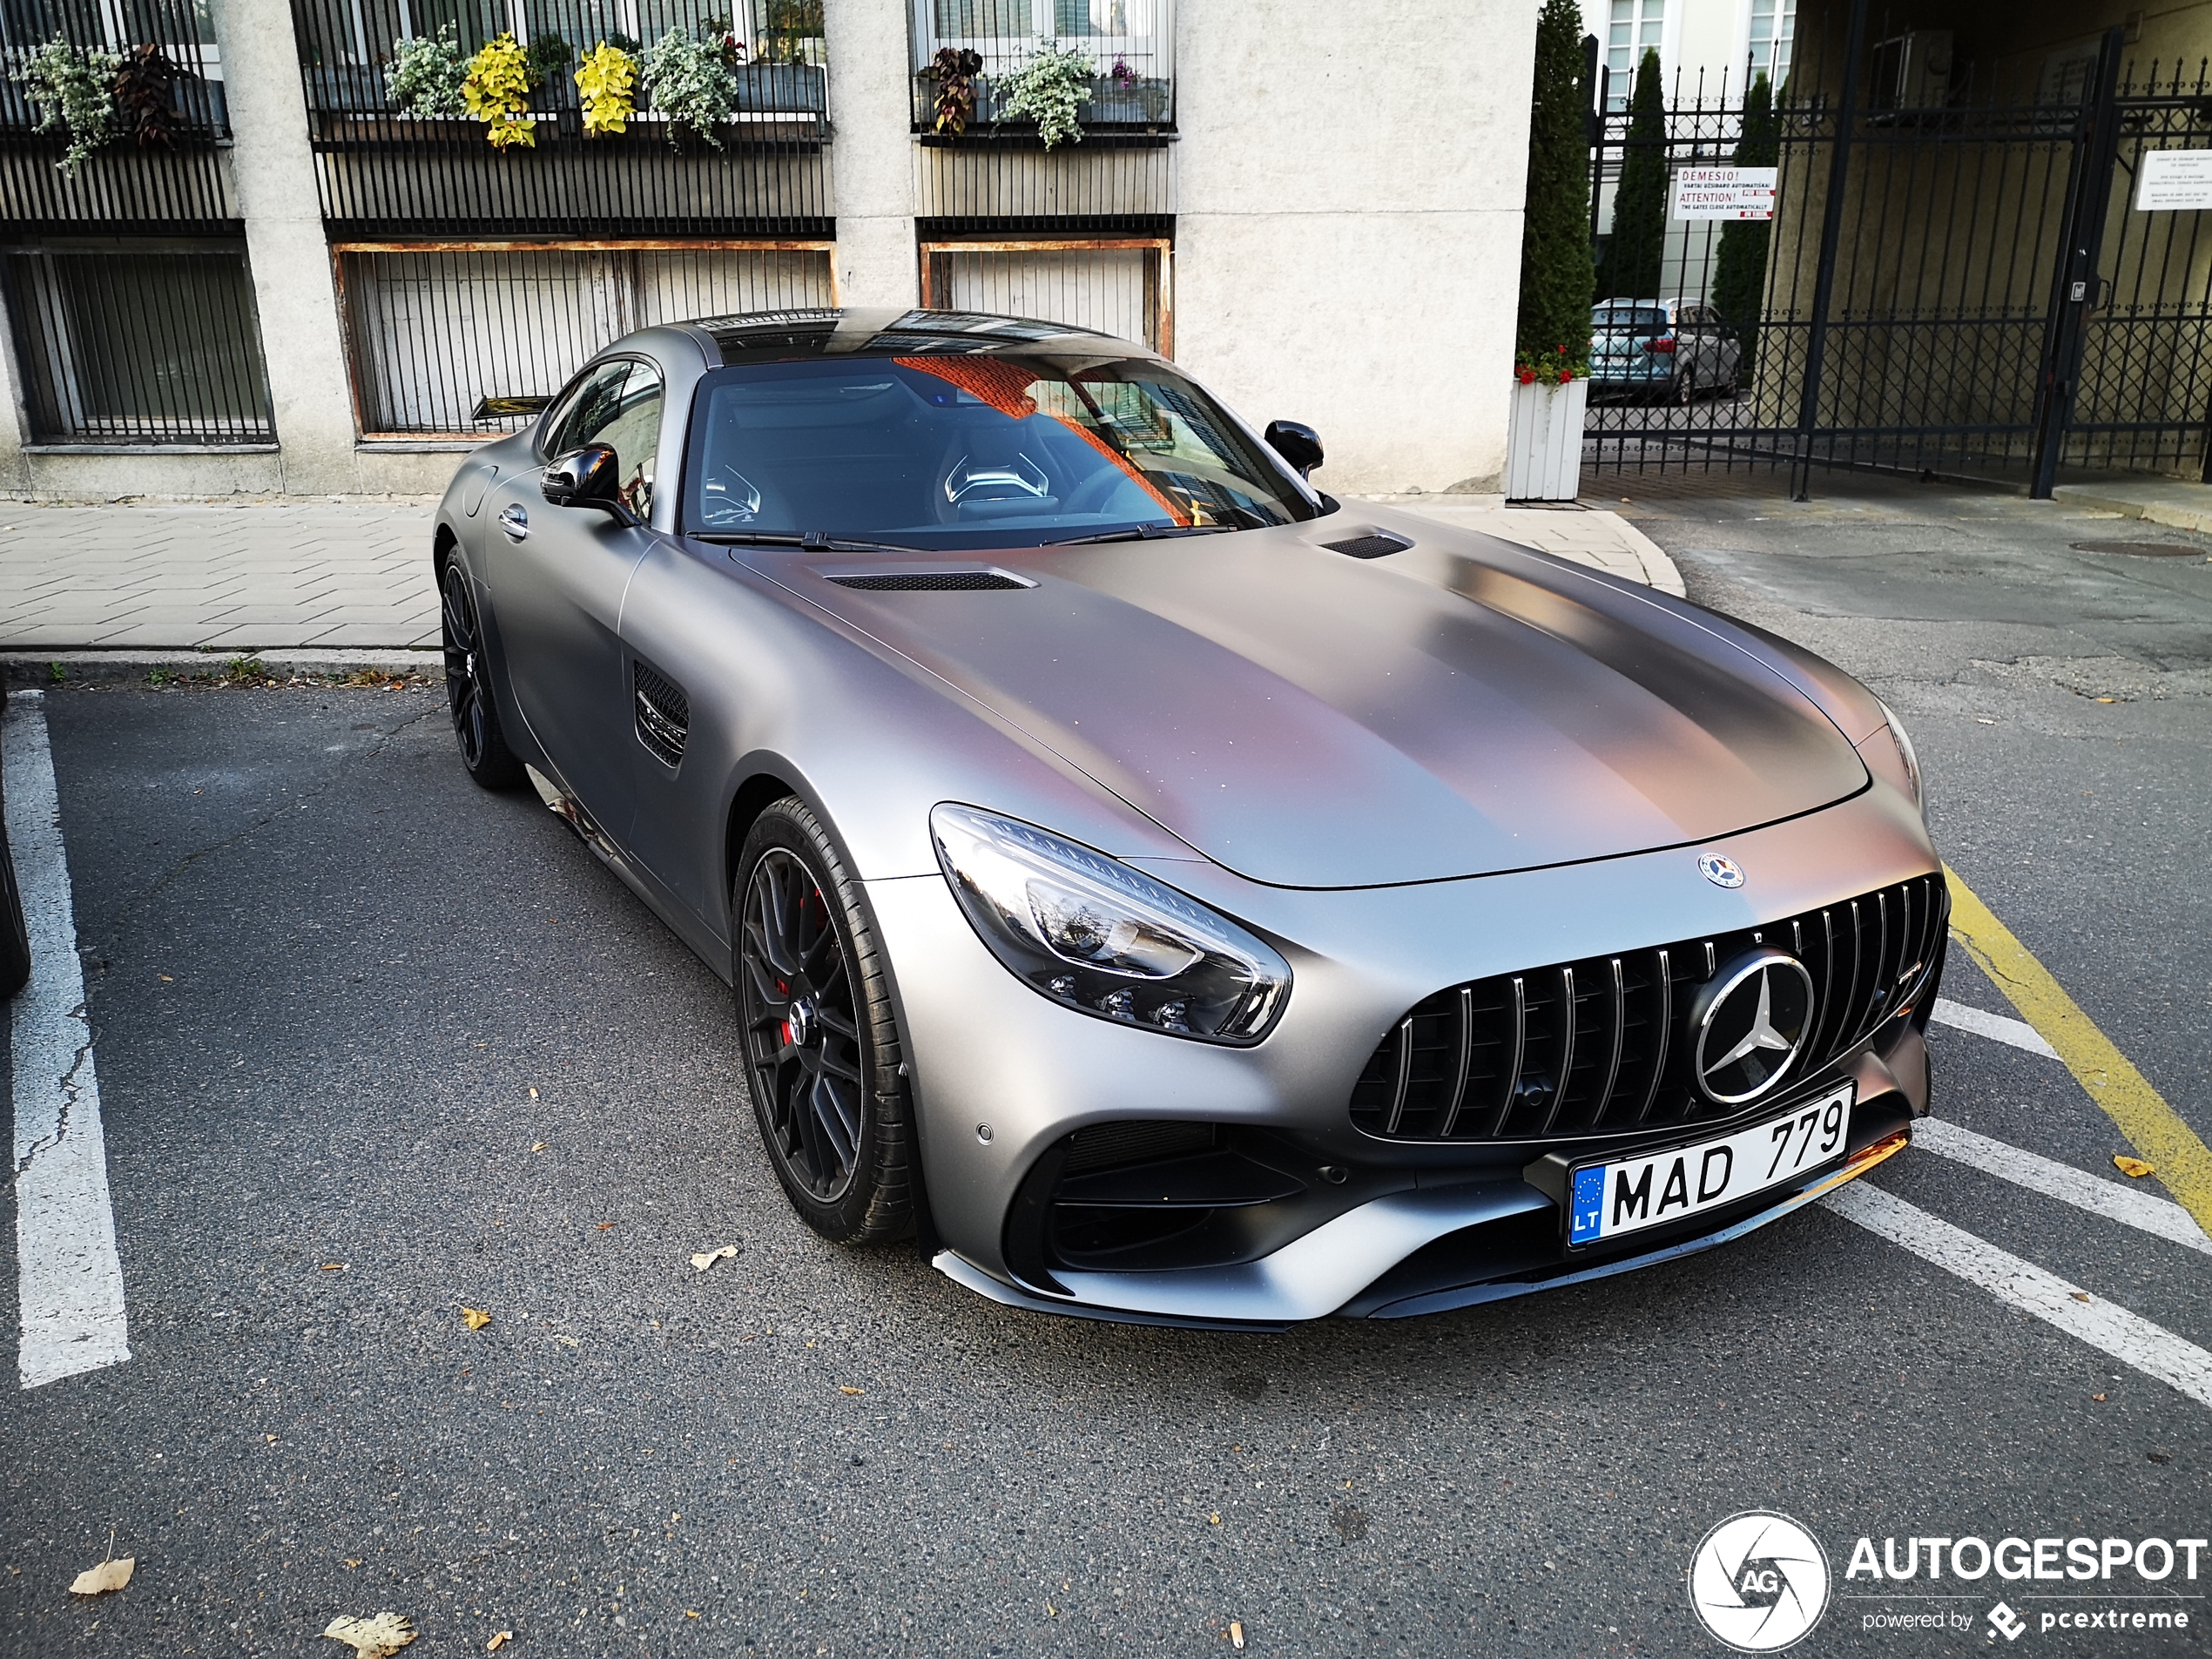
[1916,1117,2212,1256]
[5,690,129,1389]
[1930,996,2060,1059]
[1824,1181,2212,1409]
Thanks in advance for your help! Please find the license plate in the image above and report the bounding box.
[1567,1083,1855,1247]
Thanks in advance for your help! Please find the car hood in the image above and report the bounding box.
[771,525,1869,889]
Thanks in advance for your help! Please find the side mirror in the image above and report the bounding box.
[541,444,629,518]
[1264,419,1324,480]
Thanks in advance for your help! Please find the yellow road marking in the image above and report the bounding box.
[1944,864,2212,1235]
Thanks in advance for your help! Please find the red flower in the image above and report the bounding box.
[1557,366,1574,384]
[1517,367,1537,385]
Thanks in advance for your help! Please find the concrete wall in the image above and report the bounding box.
[1173,1,1537,497]
[826,0,921,309]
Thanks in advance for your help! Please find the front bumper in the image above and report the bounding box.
[865,782,1940,1326]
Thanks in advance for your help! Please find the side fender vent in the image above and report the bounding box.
[826,570,1031,591]
[632,661,689,768]
[1323,531,1415,560]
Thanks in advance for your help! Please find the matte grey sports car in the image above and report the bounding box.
[433,307,1942,1328]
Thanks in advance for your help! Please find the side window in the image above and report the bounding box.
[595,364,664,519]
[540,360,630,461]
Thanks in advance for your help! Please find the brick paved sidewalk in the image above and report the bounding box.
[0,497,1683,652]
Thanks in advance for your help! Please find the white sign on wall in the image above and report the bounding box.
[2135,149,2212,211]
[1672,166,1777,220]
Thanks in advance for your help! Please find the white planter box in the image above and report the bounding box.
[1504,376,1588,502]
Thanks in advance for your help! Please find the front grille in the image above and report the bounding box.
[1323,533,1414,560]
[631,662,689,767]
[1350,873,1947,1143]
[826,571,1028,591]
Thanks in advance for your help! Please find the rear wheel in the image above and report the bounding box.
[1674,364,1697,404]
[440,558,524,790]
[735,797,914,1245]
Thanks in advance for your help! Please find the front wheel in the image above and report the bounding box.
[440,558,524,790]
[735,797,914,1245]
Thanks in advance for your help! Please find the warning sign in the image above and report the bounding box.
[2136,149,2212,211]
[1672,165,1777,220]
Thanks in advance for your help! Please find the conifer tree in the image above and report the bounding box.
[1710,71,1777,377]
[1514,0,1595,378]
[1595,48,1667,302]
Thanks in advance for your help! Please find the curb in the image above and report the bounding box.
[3,648,441,688]
[1599,512,1690,597]
[2051,482,2212,539]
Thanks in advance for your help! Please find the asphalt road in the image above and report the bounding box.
[3,477,2209,1657]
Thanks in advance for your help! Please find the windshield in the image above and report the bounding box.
[1593,306,1669,331]
[679,354,1315,548]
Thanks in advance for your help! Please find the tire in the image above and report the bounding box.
[1674,364,1696,405]
[733,796,914,1246]
[0,821,29,1001]
[440,556,526,790]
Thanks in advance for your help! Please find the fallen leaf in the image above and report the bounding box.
[320,1263,347,1272]
[265,1433,280,1443]
[2094,1393,2108,1402]
[1231,1620,1246,1649]
[596,1222,616,1231]
[322,1611,417,1657]
[1046,1602,1057,1616]
[343,1559,362,1568]
[158,974,173,982]
[487,1633,512,1652]
[68,1558,133,1595]
[529,1143,546,1153]
[691,1244,738,1271]
[2114,1156,2156,1178]
[2069,1291,2091,1303]
[839,1386,865,1397]
[1209,1514,1221,1527]
[462,1308,491,1330]
[685,1609,700,1618]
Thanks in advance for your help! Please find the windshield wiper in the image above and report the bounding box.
[1045,522,1244,547]
[690,530,928,553]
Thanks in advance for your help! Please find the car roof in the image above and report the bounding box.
[669,307,1158,368]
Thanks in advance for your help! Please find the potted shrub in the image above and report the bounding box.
[734,0,825,112]
[1505,0,1595,500]
[995,41,1092,148]
[640,28,738,147]
[14,34,122,174]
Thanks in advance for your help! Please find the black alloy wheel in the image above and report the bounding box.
[440,558,524,789]
[735,797,914,1245]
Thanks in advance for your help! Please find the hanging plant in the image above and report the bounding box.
[927,45,981,137]
[13,34,122,175]
[640,30,738,150]
[386,23,468,117]
[462,31,535,149]
[112,43,186,148]
[996,42,1092,149]
[575,40,637,137]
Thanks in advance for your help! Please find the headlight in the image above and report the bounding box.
[930,803,1291,1042]
[1876,698,1924,806]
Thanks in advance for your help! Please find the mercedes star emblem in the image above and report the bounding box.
[1691,948,1817,1105]
[1698,853,1745,888]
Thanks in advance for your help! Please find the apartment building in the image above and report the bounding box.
[0,0,1535,500]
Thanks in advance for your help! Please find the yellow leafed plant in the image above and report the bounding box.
[462,32,535,148]
[576,41,637,136]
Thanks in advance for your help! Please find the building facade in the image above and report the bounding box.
[0,0,1536,501]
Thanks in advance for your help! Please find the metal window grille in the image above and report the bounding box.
[338,239,833,436]
[920,238,1169,352]
[909,0,1171,130]
[0,0,235,229]
[291,0,828,235]
[3,241,273,442]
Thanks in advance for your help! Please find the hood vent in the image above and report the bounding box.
[1323,531,1415,560]
[826,570,1031,592]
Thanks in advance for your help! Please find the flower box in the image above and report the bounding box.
[1504,376,1588,501]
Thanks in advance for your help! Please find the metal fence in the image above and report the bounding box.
[1580,8,2212,494]
[0,0,235,230]
[292,0,830,235]
[3,241,274,442]
[338,240,833,435]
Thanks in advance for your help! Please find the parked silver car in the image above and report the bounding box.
[1590,298,1744,401]
[433,307,1939,1327]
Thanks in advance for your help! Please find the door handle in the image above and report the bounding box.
[498,503,529,542]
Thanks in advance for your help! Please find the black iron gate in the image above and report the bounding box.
[1581,7,2212,497]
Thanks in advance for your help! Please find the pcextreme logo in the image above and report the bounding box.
[1689,1511,1832,1652]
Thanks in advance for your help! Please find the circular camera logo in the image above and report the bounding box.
[1688,1511,1831,1652]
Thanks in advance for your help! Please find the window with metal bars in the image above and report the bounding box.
[911,0,1172,129]
[3,241,273,443]
[1349,873,1948,1144]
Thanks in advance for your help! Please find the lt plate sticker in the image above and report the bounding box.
[1568,1083,1853,1246]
